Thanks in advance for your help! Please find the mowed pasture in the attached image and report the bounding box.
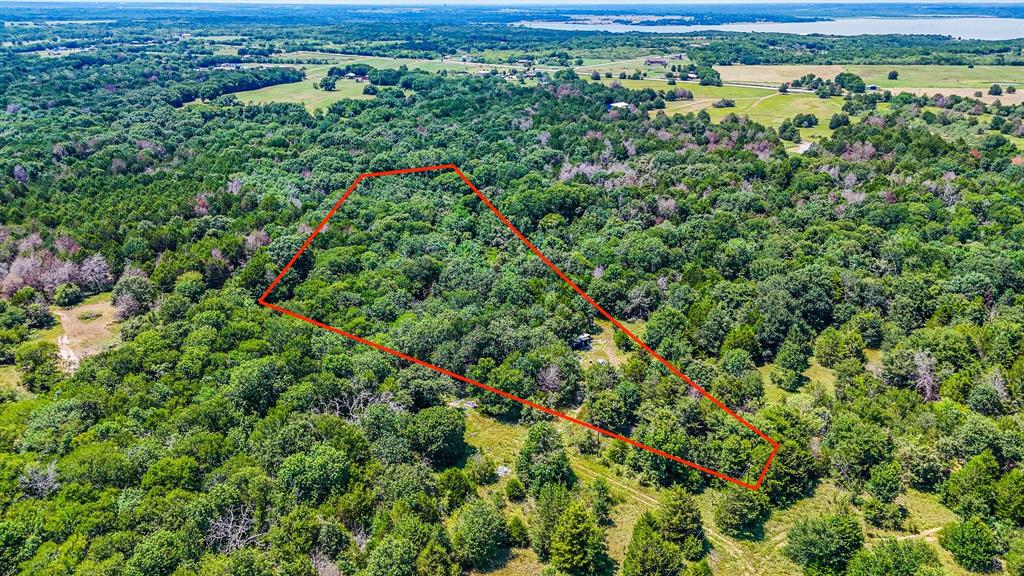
[715,64,1024,103]
[597,78,843,145]
[233,63,374,111]
[232,52,531,111]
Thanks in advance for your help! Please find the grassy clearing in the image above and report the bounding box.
[233,64,373,111]
[706,91,843,143]
[234,54,527,111]
[714,64,1024,104]
[582,318,646,368]
[0,365,19,390]
[52,293,119,360]
[464,403,976,575]
[803,357,836,394]
[715,64,1024,90]
[595,78,841,144]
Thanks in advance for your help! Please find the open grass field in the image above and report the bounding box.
[233,53,532,111]
[575,56,687,78]
[594,78,842,144]
[233,63,374,111]
[714,64,1024,104]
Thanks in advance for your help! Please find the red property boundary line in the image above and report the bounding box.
[259,164,779,490]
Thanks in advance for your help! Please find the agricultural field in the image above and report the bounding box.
[597,78,843,145]
[715,64,1024,103]
[232,63,374,111]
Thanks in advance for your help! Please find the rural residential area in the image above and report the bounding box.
[2,2,1024,576]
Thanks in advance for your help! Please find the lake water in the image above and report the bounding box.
[517,17,1024,40]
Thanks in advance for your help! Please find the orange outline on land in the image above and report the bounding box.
[259,164,779,490]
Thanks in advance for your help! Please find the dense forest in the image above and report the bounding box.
[2,5,1024,576]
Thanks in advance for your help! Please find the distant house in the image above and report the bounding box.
[672,53,685,60]
[344,72,357,79]
[686,72,699,80]
[608,102,630,110]
[645,57,668,66]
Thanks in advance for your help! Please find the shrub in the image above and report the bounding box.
[783,512,864,575]
[939,516,998,572]
[451,499,508,569]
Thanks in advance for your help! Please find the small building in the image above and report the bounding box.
[645,57,668,66]
[344,72,357,79]
[608,102,630,109]
[672,53,685,60]
[572,333,592,351]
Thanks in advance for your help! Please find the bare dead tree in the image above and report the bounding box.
[205,504,261,552]
[914,351,939,402]
[537,364,562,394]
[19,461,59,499]
[988,367,1010,404]
[310,551,341,576]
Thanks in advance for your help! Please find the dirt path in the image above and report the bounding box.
[52,296,118,373]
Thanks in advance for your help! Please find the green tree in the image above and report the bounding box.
[1007,538,1024,576]
[622,511,685,576]
[939,516,998,572]
[942,450,998,518]
[658,487,705,560]
[366,535,418,576]
[994,468,1024,526]
[846,539,940,576]
[124,530,194,576]
[866,461,903,503]
[451,499,508,570]
[784,512,864,575]
[835,72,866,93]
[408,406,466,466]
[228,356,289,415]
[530,483,570,561]
[505,476,525,502]
[549,500,606,575]
[14,340,60,393]
[53,283,82,307]
[515,422,574,494]
[416,538,459,576]
[279,443,350,503]
[714,487,770,539]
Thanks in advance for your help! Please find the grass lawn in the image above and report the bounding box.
[705,91,843,143]
[233,64,373,111]
[714,64,1024,104]
[716,64,1024,90]
[595,78,841,145]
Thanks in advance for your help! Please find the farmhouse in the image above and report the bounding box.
[645,57,668,66]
